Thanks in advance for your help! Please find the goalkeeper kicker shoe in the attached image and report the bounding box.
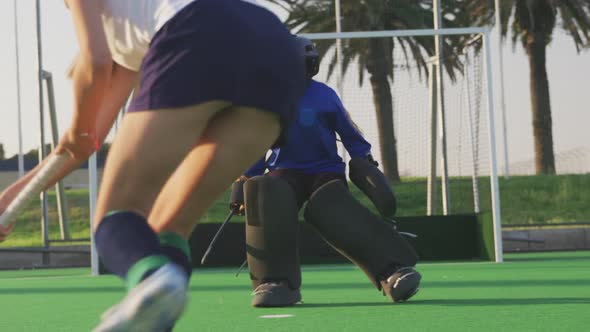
[252,281,302,307]
[380,266,421,303]
[93,263,188,332]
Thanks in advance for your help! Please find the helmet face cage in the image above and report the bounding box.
[295,36,320,79]
[306,54,320,79]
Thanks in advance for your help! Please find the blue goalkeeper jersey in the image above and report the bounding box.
[245,80,372,177]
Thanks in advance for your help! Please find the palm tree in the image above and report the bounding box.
[464,0,590,174]
[267,0,469,182]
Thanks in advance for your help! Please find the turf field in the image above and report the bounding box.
[1,251,589,331]
[3,173,590,248]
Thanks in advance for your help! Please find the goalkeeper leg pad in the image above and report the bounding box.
[303,180,418,289]
[245,176,301,290]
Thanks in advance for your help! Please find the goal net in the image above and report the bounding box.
[305,28,502,260]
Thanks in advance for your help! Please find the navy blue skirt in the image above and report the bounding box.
[128,0,306,135]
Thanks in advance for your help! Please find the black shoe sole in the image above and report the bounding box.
[390,271,422,303]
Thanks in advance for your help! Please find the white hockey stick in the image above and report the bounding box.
[0,153,69,227]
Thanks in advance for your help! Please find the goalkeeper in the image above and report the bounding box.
[230,36,421,308]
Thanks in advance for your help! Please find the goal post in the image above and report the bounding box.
[88,27,503,274]
[302,27,503,262]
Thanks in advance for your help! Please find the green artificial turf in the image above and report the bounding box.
[0,251,589,331]
[3,173,590,248]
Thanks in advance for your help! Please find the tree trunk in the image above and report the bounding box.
[369,73,400,182]
[366,39,400,182]
[526,39,556,174]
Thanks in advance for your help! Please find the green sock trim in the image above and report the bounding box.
[104,210,128,218]
[159,232,191,260]
[126,255,170,290]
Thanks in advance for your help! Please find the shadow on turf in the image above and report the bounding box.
[189,283,371,291]
[2,278,587,295]
[0,283,372,295]
[0,286,123,294]
[188,278,589,291]
[422,279,590,288]
[410,298,590,306]
[254,298,590,309]
[504,255,590,263]
[294,302,394,308]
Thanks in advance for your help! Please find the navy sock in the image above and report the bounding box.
[94,211,169,287]
[159,232,193,278]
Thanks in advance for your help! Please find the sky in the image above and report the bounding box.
[0,1,588,175]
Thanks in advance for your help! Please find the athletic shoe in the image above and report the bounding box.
[93,263,188,332]
[251,281,301,307]
[380,267,421,303]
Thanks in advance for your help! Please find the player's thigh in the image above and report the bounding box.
[95,101,231,223]
[149,106,281,235]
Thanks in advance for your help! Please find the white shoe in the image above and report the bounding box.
[93,263,188,332]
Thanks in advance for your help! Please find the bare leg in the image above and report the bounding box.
[94,101,230,224]
[94,102,279,232]
[148,106,280,237]
[92,102,280,332]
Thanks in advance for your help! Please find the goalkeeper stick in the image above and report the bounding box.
[200,207,238,265]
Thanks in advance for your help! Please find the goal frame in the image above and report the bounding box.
[88,27,503,275]
[301,27,503,262]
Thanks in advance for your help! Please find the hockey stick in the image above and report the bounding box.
[200,206,238,265]
[0,153,69,227]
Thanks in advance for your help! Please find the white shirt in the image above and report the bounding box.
[101,0,260,71]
